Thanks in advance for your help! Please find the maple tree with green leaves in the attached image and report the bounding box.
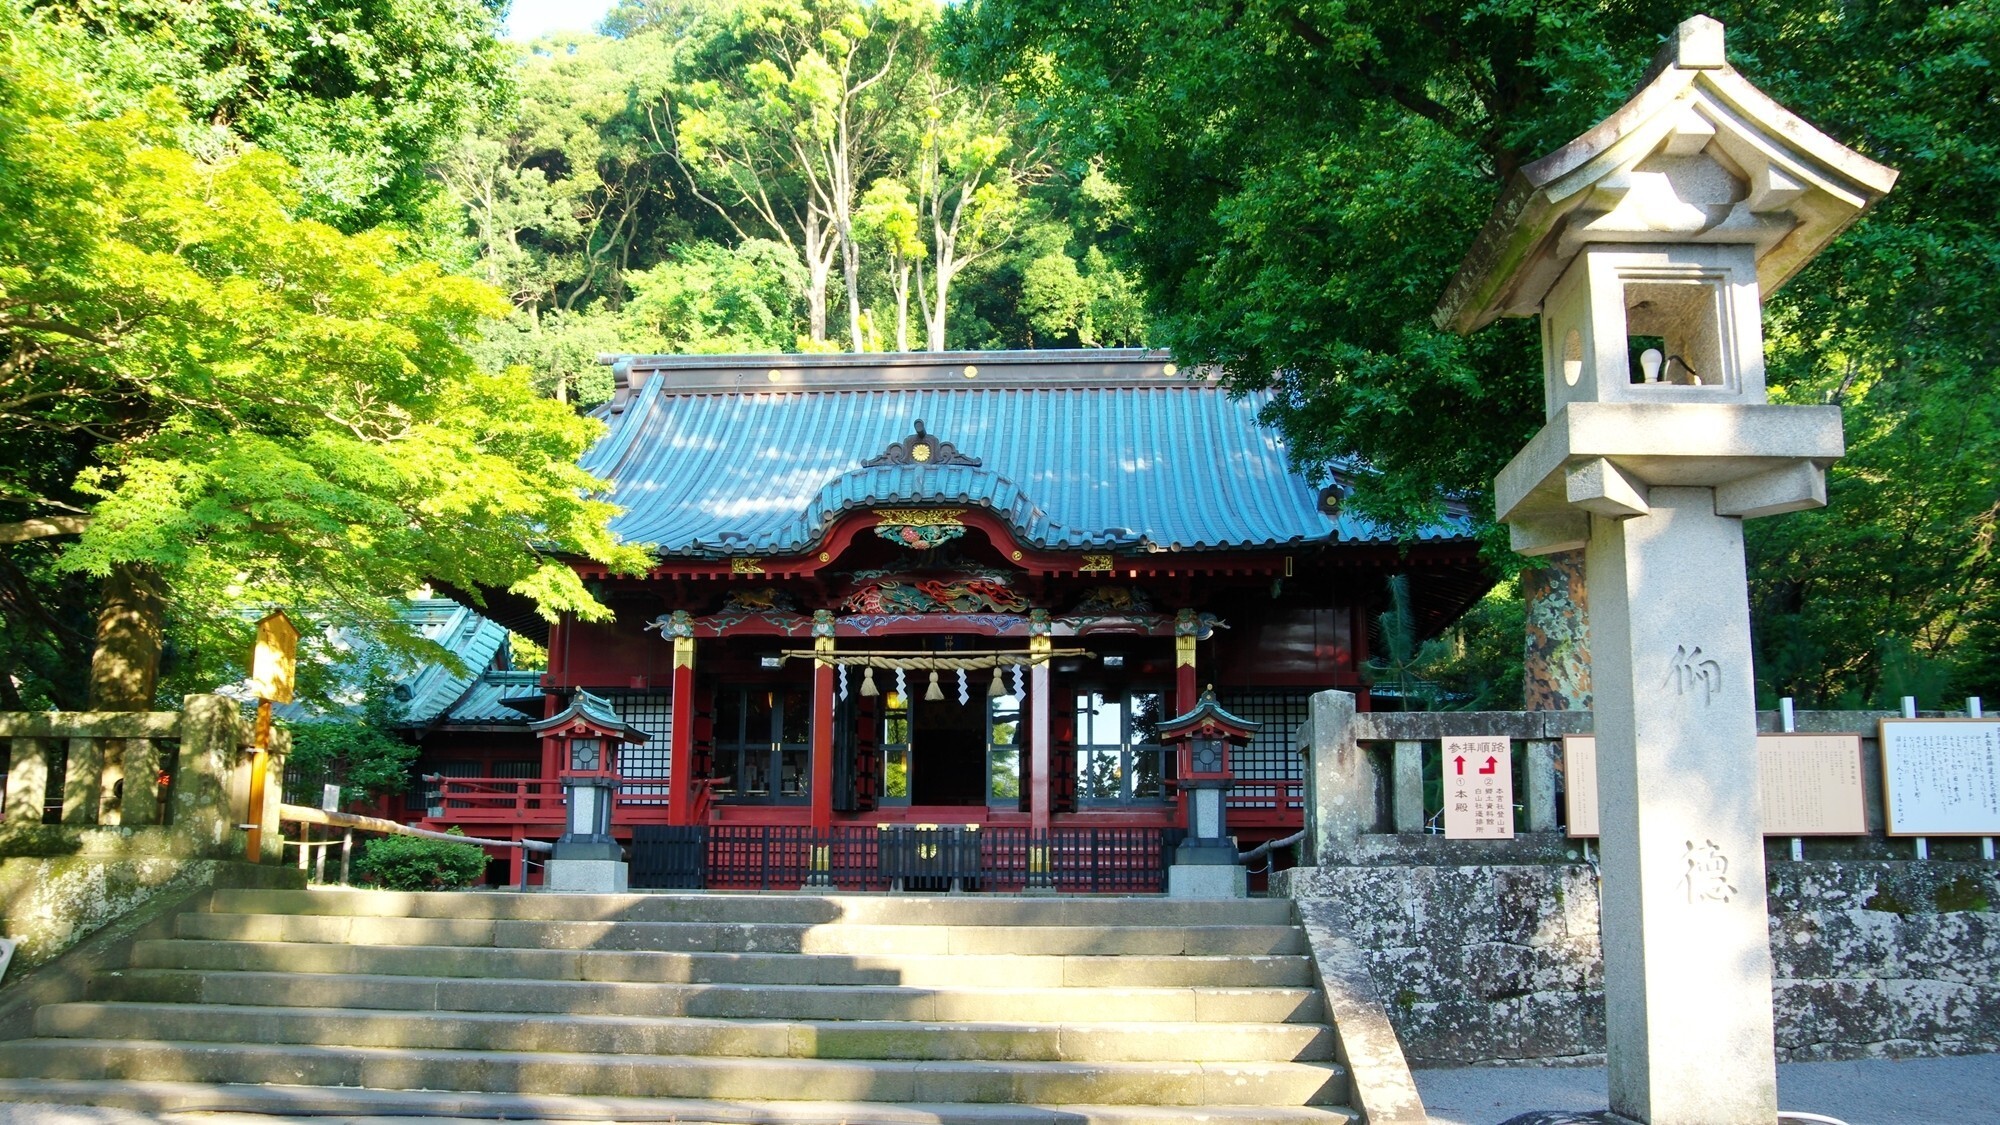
[0,3,647,710]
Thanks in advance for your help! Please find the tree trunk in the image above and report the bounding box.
[841,220,865,352]
[802,208,833,346]
[1523,550,1591,711]
[926,260,955,351]
[893,263,911,352]
[87,564,165,712]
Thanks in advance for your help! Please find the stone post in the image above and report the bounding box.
[120,737,163,826]
[1523,739,1560,833]
[3,737,49,829]
[259,724,289,864]
[174,693,243,857]
[1391,740,1426,833]
[1299,690,1370,864]
[1590,489,1776,1120]
[60,736,103,826]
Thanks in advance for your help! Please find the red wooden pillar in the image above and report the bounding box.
[1175,614,1199,831]
[1028,635,1052,834]
[809,634,835,834]
[1174,612,1199,715]
[665,614,698,825]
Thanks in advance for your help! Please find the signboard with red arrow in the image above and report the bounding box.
[1444,735,1515,839]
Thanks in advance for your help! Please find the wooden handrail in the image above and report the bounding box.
[279,803,552,854]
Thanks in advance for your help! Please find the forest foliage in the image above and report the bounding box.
[948,0,2000,708]
[0,0,1994,715]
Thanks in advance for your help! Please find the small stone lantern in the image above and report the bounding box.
[532,691,645,893]
[1159,686,1258,898]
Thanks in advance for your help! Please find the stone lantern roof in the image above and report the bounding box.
[1434,14,1898,335]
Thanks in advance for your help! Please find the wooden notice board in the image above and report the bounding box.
[1878,718,2000,836]
[1564,733,1867,838]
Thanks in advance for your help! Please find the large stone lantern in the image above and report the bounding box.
[1435,17,1895,1124]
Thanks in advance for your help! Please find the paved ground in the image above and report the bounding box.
[0,1056,1993,1125]
[1416,1053,2000,1125]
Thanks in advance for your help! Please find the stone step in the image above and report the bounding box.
[93,969,1326,1024]
[176,911,1308,956]
[0,1078,1363,1124]
[0,1038,1349,1106]
[34,1003,1337,1063]
[132,938,1316,989]
[204,888,1296,928]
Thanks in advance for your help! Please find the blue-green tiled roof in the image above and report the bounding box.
[397,600,515,726]
[585,350,1472,558]
[444,670,543,725]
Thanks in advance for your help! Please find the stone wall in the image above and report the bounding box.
[0,854,223,974]
[1275,860,1999,1066]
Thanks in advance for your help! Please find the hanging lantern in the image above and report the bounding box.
[925,669,944,701]
[860,666,879,697]
[987,665,1006,697]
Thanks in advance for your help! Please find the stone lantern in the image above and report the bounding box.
[1159,686,1259,899]
[1435,17,1895,1124]
[532,691,646,893]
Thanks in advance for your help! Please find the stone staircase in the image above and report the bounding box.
[0,888,1360,1123]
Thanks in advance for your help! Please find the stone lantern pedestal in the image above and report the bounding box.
[1436,17,1896,1123]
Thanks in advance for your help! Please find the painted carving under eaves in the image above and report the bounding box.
[842,577,1029,615]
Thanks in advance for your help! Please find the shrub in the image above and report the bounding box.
[354,830,488,891]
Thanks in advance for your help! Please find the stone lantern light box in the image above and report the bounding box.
[1436,14,1897,557]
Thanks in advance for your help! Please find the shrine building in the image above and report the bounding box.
[407,349,1488,889]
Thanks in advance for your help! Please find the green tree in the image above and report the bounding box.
[621,238,808,353]
[652,0,932,349]
[909,75,1048,350]
[0,10,649,709]
[286,672,419,805]
[855,178,925,350]
[949,2,2000,702]
[34,0,512,233]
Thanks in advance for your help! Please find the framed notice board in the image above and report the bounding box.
[1563,733,1867,839]
[1878,718,2000,836]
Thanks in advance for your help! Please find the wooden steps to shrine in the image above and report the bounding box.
[0,888,1361,1124]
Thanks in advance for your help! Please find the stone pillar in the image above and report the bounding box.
[1592,490,1775,1124]
[1523,738,1560,833]
[60,736,103,826]
[1299,690,1370,865]
[174,693,242,856]
[259,724,289,864]
[666,618,697,825]
[4,737,49,828]
[120,737,163,826]
[1391,740,1426,833]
